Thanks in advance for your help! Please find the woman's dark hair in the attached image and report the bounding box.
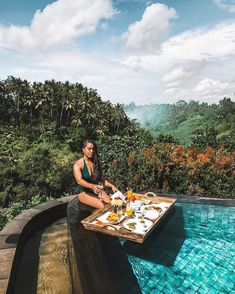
[83,139,102,182]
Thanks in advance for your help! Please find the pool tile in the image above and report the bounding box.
[181,279,192,288]
[220,285,232,294]
[127,203,235,294]
[193,277,205,288]
[197,282,213,293]
[185,288,195,294]
[207,287,223,294]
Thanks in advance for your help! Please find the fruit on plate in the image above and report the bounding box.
[107,211,119,222]
[130,195,137,201]
[96,220,103,225]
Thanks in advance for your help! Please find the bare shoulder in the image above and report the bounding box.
[73,158,83,170]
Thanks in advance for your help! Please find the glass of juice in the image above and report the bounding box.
[125,202,133,217]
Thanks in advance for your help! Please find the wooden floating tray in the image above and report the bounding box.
[81,194,176,243]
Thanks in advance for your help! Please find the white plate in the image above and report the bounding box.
[142,199,152,205]
[141,204,165,214]
[158,202,171,209]
[97,211,126,224]
[111,191,126,201]
[123,218,153,234]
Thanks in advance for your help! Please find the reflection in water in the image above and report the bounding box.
[13,230,41,294]
[13,218,71,294]
[98,235,142,294]
[67,197,119,294]
[37,219,71,294]
[124,206,185,267]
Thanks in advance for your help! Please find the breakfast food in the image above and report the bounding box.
[107,212,120,222]
[127,222,136,229]
[144,206,162,213]
[96,220,103,225]
[142,199,152,205]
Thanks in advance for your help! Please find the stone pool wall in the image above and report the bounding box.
[0,196,71,294]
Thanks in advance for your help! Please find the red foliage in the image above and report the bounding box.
[215,155,232,170]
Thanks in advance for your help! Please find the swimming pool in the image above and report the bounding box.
[123,203,235,293]
[13,202,235,294]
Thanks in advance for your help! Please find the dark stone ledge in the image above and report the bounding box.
[0,195,72,294]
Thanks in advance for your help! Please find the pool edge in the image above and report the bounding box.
[0,195,72,294]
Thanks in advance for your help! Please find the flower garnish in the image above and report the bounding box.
[111,198,123,207]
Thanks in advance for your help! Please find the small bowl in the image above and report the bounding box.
[134,200,143,206]
[144,210,160,220]
[131,200,143,210]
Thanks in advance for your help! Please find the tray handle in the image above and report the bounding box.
[144,191,156,197]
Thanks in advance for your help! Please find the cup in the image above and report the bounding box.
[97,180,104,190]
[135,211,143,219]
[132,200,142,209]
[125,203,133,217]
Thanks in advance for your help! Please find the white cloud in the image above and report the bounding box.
[120,56,144,71]
[164,87,179,96]
[1,1,235,106]
[123,3,177,53]
[193,78,230,96]
[162,61,207,87]
[162,67,193,85]
[0,0,116,50]
[161,22,235,61]
[213,0,235,13]
[121,21,235,75]
[162,77,233,104]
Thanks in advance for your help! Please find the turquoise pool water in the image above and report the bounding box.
[13,202,235,294]
[122,203,235,294]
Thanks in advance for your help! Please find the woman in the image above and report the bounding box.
[73,139,119,209]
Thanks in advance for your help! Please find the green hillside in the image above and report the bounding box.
[0,77,234,229]
[124,102,171,132]
[124,99,235,149]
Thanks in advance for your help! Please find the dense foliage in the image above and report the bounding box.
[105,144,234,198]
[0,76,234,229]
[125,98,235,149]
[0,76,152,228]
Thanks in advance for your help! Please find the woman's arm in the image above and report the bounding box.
[73,161,102,194]
[103,178,119,193]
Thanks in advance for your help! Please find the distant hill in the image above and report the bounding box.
[124,102,171,132]
[124,98,235,148]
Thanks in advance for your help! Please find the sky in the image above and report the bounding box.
[0,0,235,105]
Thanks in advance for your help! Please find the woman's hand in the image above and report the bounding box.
[92,184,103,194]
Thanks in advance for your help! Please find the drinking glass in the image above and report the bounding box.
[94,180,104,195]
[97,180,104,190]
[125,202,133,217]
[116,205,122,217]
